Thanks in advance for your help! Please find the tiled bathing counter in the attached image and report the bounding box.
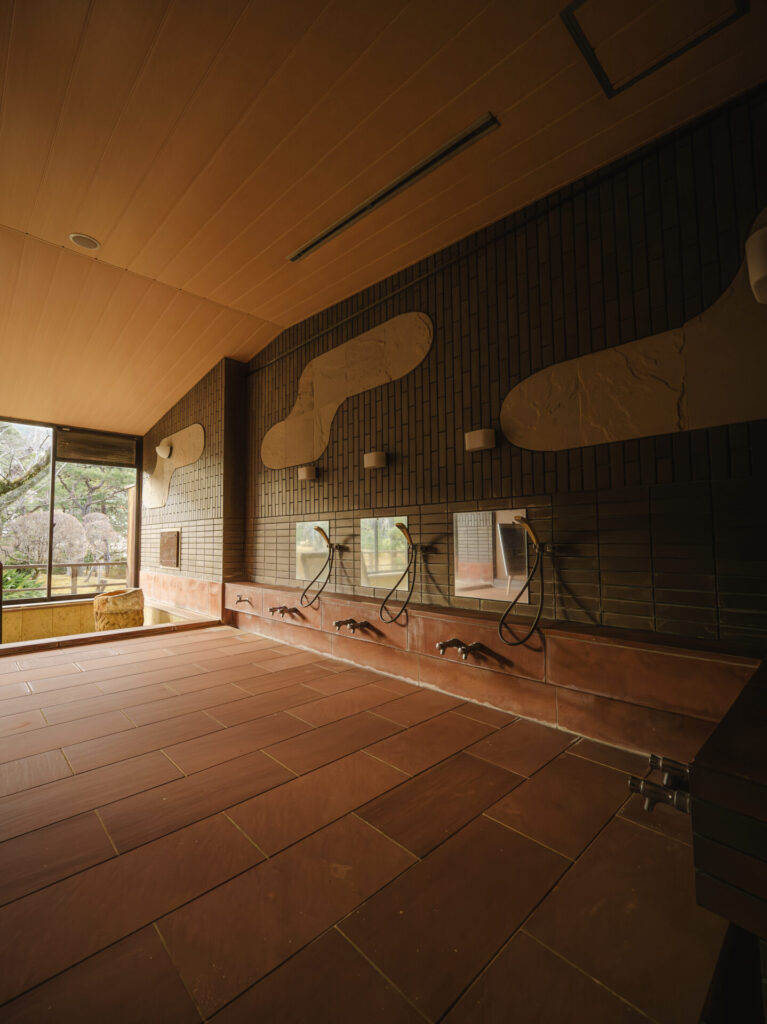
[225,583,759,761]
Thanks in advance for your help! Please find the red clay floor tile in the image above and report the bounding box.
[264,711,402,774]
[0,750,181,842]
[444,931,647,1023]
[164,711,311,774]
[526,816,727,1024]
[372,687,463,726]
[484,752,629,859]
[228,751,407,854]
[0,814,261,1004]
[0,926,201,1024]
[364,711,495,775]
[158,814,415,1017]
[0,812,116,906]
[359,752,522,856]
[62,710,222,773]
[98,749,293,852]
[214,927,422,1024]
[340,815,568,1021]
[0,749,72,798]
[568,737,651,776]
[467,718,575,776]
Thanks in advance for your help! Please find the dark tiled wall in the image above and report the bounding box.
[244,85,767,643]
[141,359,245,583]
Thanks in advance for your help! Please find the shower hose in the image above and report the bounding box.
[498,518,544,647]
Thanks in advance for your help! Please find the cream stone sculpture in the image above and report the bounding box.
[261,312,433,469]
[500,207,767,451]
[142,423,205,508]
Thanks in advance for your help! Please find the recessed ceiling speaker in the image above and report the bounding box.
[69,232,101,250]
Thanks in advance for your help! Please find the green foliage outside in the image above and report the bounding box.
[0,421,136,601]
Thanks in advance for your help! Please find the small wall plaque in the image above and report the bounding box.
[159,529,180,569]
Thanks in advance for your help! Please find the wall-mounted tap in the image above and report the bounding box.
[269,605,298,617]
[333,618,370,633]
[436,637,467,657]
[628,752,691,814]
[460,641,483,661]
[648,753,690,790]
[334,618,356,631]
[348,619,370,634]
[235,594,252,605]
[628,776,690,814]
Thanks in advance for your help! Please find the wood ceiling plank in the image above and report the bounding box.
[13,248,98,413]
[230,8,578,316]
[0,0,91,231]
[130,0,409,284]
[593,1,738,89]
[267,37,766,329]
[73,0,250,251]
[27,0,172,242]
[104,0,330,268]
[179,0,489,300]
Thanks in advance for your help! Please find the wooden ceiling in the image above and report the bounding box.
[0,0,764,434]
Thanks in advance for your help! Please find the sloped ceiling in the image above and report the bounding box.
[0,0,764,433]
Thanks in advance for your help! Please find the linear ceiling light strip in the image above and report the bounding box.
[287,111,500,263]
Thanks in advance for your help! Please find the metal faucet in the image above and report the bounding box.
[269,605,297,617]
[334,618,356,631]
[460,642,483,661]
[628,752,691,815]
[348,620,370,634]
[628,776,690,814]
[436,637,467,656]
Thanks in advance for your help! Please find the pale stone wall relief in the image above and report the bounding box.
[142,423,205,509]
[261,312,433,469]
[500,208,767,451]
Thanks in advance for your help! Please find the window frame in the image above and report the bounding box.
[0,414,142,605]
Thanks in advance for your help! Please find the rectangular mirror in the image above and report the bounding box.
[360,516,409,590]
[295,520,330,583]
[453,509,529,602]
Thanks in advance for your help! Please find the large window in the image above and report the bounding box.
[0,419,138,603]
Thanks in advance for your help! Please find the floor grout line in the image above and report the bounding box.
[334,927,433,1023]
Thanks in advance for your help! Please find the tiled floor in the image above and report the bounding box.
[0,625,726,1022]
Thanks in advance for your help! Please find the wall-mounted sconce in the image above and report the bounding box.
[464,428,495,452]
[363,451,387,470]
[155,443,173,460]
[298,465,317,481]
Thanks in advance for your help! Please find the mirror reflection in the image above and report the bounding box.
[295,520,330,583]
[360,516,409,590]
[453,509,529,602]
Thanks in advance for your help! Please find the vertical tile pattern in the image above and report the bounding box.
[239,86,767,642]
